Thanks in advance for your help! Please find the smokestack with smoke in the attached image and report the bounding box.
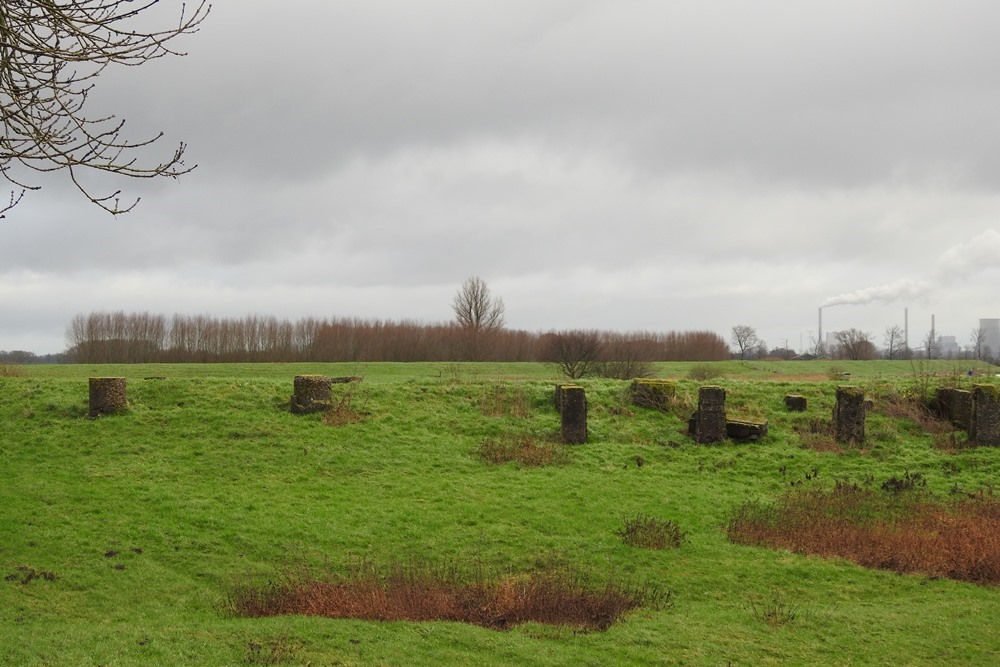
[822,229,1000,309]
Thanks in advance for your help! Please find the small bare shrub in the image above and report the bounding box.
[687,364,721,382]
[479,434,565,467]
[617,514,686,550]
[320,386,367,427]
[595,359,655,380]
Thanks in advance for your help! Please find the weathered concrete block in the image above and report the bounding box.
[969,384,1000,446]
[560,385,587,444]
[629,379,676,409]
[88,377,127,417]
[694,385,727,444]
[726,418,769,442]
[290,374,333,414]
[784,394,807,411]
[834,386,866,444]
[936,387,972,429]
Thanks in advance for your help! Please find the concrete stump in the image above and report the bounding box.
[290,375,333,414]
[694,385,727,444]
[834,386,866,444]
[89,377,127,417]
[936,387,972,429]
[560,385,587,444]
[969,384,1000,446]
[784,394,807,411]
[630,379,676,409]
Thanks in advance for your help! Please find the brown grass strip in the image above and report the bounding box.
[728,486,1000,585]
[228,564,662,631]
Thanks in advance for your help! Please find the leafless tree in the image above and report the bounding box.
[541,330,603,379]
[730,324,760,361]
[970,327,987,361]
[883,324,905,360]
[452,276,505,332]
[834,328,877,360]
[0,0,211,215]
[923,330,940,360]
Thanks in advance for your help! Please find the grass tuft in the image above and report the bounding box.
[617,514,686,550]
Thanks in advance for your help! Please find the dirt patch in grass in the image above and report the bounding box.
[227,562,667,631]
[727,482,1000,586]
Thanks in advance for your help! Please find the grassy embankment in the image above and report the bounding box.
[2,360,999,665]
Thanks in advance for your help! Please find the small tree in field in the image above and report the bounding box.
[834,328,876,360]
[730,325,760,362]
[541,330,603,379]
[883,325,905,360]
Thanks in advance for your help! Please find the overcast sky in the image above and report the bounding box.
[4,0,1000,355]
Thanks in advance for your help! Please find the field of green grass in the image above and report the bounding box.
[3,360,999,665]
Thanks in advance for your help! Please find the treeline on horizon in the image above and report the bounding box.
[63,311,730,364]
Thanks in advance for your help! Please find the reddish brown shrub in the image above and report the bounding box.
[227,563,666,631]
[728,484,1000,585]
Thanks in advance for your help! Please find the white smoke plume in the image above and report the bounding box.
[822,229,1000,308]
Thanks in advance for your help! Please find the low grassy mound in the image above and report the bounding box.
[728,479,1000,585]
[228,562,667,631]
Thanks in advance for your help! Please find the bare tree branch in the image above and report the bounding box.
[0,0,211,214]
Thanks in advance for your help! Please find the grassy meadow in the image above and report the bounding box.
[2,360,1000,665]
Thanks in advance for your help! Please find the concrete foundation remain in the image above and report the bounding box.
[969,384,1000,446]
[694,385,727,444]
[560,385,587,444]
[290,375,333,414]
[88,377,127,417]
[784,394,807,412]
[629,379,676,410]
[834,386,866,444]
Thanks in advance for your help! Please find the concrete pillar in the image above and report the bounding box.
[89,377,127,417]
[834,386,866,444]
[560,385,587,444]
[969,384,1000,446]
[695,385,727,444]
[290,375,333,414]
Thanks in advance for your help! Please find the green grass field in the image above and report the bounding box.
[2,361,999,665]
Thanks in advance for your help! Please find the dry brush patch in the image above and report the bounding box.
[727,482,1000,586]
[478,433,567,467]
[227,562,668,631]
[617,514,686,550]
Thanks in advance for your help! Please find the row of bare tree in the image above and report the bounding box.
[65,311,730,364]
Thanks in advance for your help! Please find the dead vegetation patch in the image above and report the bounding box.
[727,481,1000,586]
[227,562,668,631]
[478,433,566,467]
[477,384,532,418]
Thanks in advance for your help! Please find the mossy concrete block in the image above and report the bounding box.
[784,394,807,411]
[726,418,769,442]
[970,384,1000,446]
[834,385,866,444]
[629,379,676,409]
[291,374,333,414]
[694,385,727,444]
[88,377,127,417]
[560,385,587,444]
[936,387,972,429]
